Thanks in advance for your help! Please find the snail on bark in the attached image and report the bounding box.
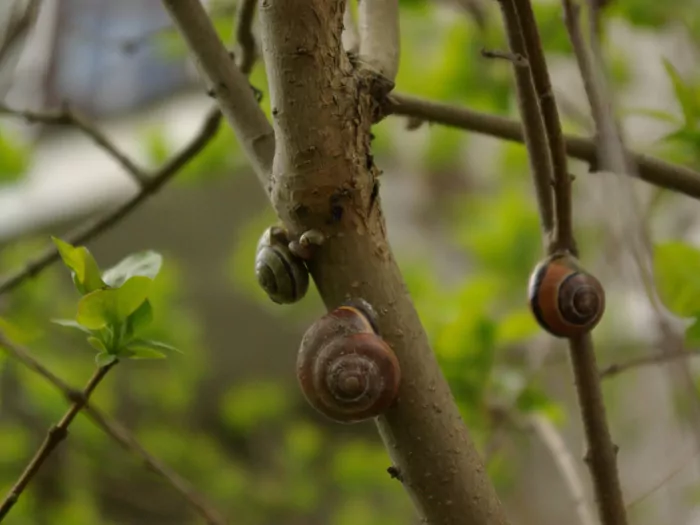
[297,299,401,423]
[527,252,605,338]
[254,226,324,305]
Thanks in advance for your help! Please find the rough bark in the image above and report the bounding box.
[258,0,510,523]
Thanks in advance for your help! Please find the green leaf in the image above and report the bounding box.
[76,276,153,330]
[662,58,699,128]
[52,237,106,295]
[51,318,93,335]
[125,300,154,338]
[0,130,30,182]
[127,338,181,354]
[95,352,118,367]
[121,340,168,360]
[653,242,700,316]
[87,336,108,353]
[102,251,163,288]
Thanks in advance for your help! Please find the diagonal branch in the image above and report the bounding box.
[161,0,274,187]
[0,359,117,521]
[529,413,597,525]
[0,103,149,186]
[0,106,223,296]
[357,0,401,83]
[386,93,700,200]
[600,349,700,379]
[0,331,227,525]
[235,0,258,75]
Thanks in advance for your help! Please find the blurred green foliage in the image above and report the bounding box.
[1,0,700,524]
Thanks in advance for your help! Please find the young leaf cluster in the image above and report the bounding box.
[51,237,179,366]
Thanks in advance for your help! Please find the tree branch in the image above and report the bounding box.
[569,334,628,525]
[529,413,597,525]
[0,103,149,186]
[0,360,117,520]
[254,0,510,524]
[0,106,223,296]
[499,1,628,523]
[495,0,555,241]
[161,0,274,188]
[386,93,700,200]
[358,0,401,83]
[600,349,700,379]
[0,331,227,525]
[511,0,575,255]
[235,0,258,75]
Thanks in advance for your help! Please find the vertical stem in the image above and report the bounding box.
[512,0,576,255]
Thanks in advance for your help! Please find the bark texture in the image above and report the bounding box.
[258,1,510,523]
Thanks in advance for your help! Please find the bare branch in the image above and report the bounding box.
[342,1,360,54]
[569,334,628,525]
[161,0,274,186]
[235,0,257,75]
[511,0,575,255]
[0,103,149,186]
[358,0,401,83]
[0,0,39,77]
[496,1,628,523]
[0,331,227,525]
[600,349,700,379]
[386,93,700,200]
[0,106,223,296]
[0,359,117,520]
[495,0,554,240]
[529,413,597,525]
[255,0,511,523]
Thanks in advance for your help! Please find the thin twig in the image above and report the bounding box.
[495,0,555,240]
[600,349,700,379]
[0,360,117,520]
[564,0,700,484]
[0,103,149,186]
[0,0,39,73]
[569,334,628,525]
[235,0,257,75]
[385,93,700,200]
[357,0,401,82]
[161,0,275,184]
[0,106,223,296]
[511,0,575,254]
[480,48,528,67]
[503,1,628,523]
[529,413,597,525]
[0,331,227,525]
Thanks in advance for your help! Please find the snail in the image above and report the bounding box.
[297,299,401,423]
[527,253,605,338]
[254,226,324,305]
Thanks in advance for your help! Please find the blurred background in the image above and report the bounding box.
[1,0,700,524]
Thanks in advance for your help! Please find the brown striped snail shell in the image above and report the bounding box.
[297,299,401,423]
[255,226,309,304]
[528,253,605,338]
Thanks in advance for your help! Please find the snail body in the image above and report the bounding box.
[297,299,401,423]
[527,253,605,338]
[255,226,309,304]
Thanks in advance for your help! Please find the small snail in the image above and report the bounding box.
[297,299,401,423]
[255,226,309,304]
[527,253,605,338]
